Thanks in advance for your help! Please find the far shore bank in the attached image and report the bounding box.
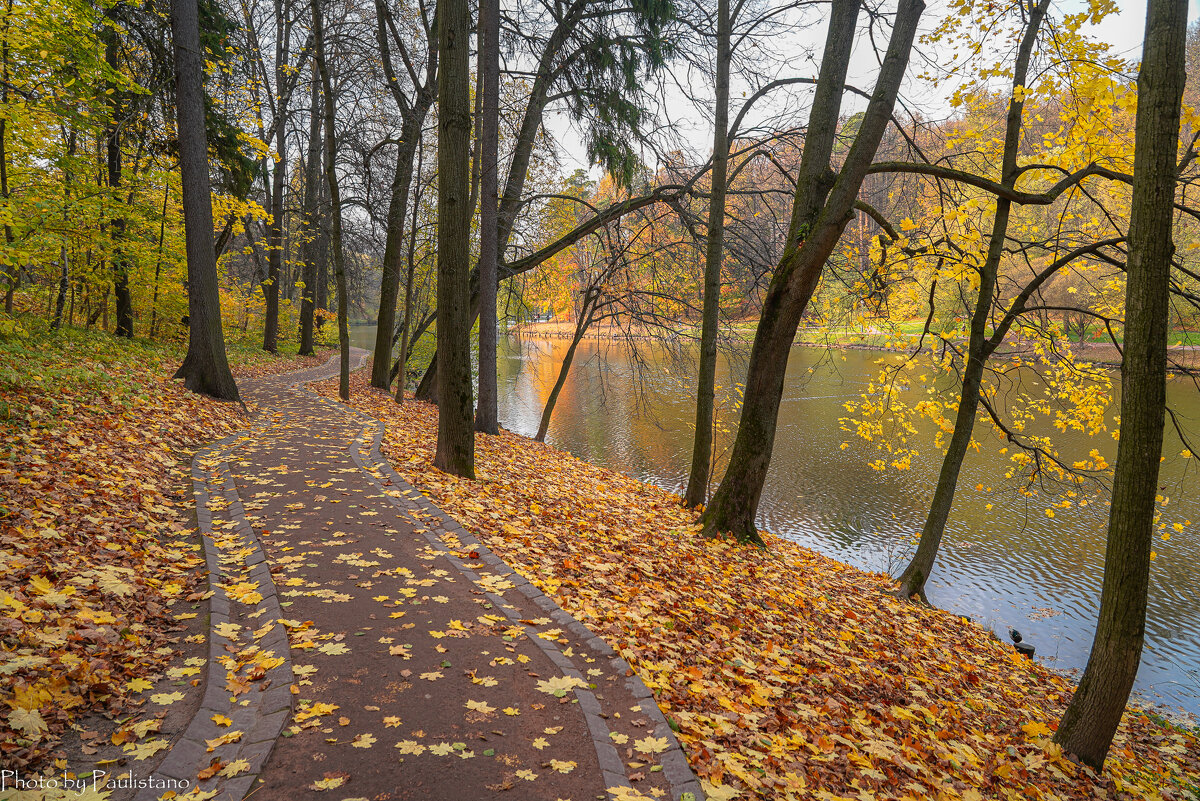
[509,319,1200,371]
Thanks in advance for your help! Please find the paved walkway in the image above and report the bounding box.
[149,352,701,801]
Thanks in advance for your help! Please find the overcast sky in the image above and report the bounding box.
[543,0,1200,177]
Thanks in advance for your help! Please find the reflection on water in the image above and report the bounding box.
[352,325,1200,716]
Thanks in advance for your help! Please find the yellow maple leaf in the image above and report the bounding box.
[219,758,250,777]
[205,730,243,751]
[465,699,496,715]
[150,691,185,706]
[8,707,48,737]
[1021,720,1054,739]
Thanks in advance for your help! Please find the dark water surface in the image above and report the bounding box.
[350,325,1200,717]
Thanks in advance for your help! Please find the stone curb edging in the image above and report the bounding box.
[135,439,294,801]
[296,377,704,801]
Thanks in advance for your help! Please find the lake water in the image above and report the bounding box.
[350,324,1200,718]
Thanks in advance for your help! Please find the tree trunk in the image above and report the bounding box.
[1053,0,1185,769]
[104,16,134,338]
[170,0,239,400]
[0,1,16,313]
[415,348,438,402]
[0,103,12,311]
[51,248,68,329]
[52,128,77,332]
[701,0,923,544]
[432,0,475,477]
[894,0,1049,602]
[371,0,436,389]
[414,12,580,403]
[313,0,350,399]
[536,297,595,442]
[474,0,500,434]
[684,0,730,508]
[261,130,284,349]
[262,0,292,354]
[396,140,425,402]
[371,113,428,387]
[299,74,322,355]
[315,173,330,324]
[150,180,169,337]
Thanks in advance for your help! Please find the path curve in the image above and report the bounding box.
[156,351,702,801]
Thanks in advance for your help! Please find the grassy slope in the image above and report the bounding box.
[0,315,331,767]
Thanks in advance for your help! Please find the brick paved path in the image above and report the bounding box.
[150,352,702,801]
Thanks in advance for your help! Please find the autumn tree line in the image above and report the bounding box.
[0,0,1195,770]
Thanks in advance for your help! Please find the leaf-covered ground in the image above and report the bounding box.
[322,373,1200,801]
[0,327,330,767]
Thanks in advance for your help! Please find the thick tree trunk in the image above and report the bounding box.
[684,0,730,508]
[298,76,322,356]
[475,0,500,434]
[1053,0,1185,769]
[414,11,581,403]
[432,0,475,477]
[701,0,923,543]
[894,0,1049,602]
[312,0,350,399]
[170,0,239,400]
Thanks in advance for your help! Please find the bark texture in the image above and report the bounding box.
[701,0,923,543]
[170,0,239,400]
[105,14,134,339]
[298,76,322,356]
[1053,0,1186,768]
[370,0,437,389]
[474,0,500,434]
[432,0,475,477]
[312,0,350,400]
[684,0,730,508]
